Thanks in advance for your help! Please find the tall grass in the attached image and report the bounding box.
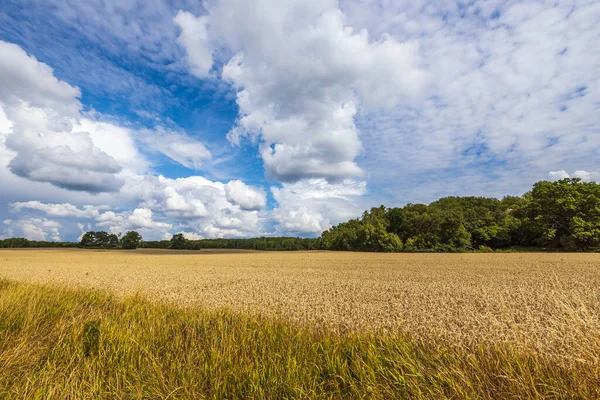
[0,279,598,399]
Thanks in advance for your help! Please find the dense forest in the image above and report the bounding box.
[2,179,599,252]
[321,178,600,252]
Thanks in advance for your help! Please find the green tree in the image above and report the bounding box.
[79,231,119,249]
[79,232,96,248]
[170,233,186,250]
[121,231,142,249]
[524,178,600,250]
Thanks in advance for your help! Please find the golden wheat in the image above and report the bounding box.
[1,249,599,364]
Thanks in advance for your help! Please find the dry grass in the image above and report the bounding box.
[1,249,599,365]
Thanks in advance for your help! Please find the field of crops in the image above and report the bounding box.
[2,249,600,357]
[1,249,599,398]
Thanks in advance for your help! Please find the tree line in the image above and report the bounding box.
[0,238,78,248]
[78,231,143,249]
[320,178,600,252]
[142,234,320,251]
[2,179,599,252]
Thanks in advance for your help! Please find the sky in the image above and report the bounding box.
[0,0,598,242]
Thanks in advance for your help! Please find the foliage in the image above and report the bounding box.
[79,231,119,249]
[170,233,186,249]
[321,179,600,252]
[78,231,142,249]
[142,236,321,251]
[120,231,142,250]
[523,178,600,250]
[321,206,402,252]
[0,238,77,248]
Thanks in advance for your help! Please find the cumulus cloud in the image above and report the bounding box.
[225,180,266,211]
[0,41,130,193]
[127,208,171,230]
[5,218,62,241]
[92,207,172,239]
[96,211,124,224]
[0,41,81,117]
[7,129,124,193]
[573,171,594,181]
[271,179,367,234]
[177,0,426,182]
[73,118,149,174]
[120,174,266,238]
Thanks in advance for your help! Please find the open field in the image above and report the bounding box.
[1,249,600,398]
[1,249,600,357]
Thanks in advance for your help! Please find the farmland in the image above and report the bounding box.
[1,249,600,398]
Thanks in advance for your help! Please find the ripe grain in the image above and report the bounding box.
[1,249,599,363]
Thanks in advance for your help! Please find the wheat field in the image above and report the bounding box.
[1,249,599,362]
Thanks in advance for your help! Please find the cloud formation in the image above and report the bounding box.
[4,218,62,241]
[346,0,600,201]
[0,41,127,193]
[11,201,108,218]
[176,0,427,182]
[271,179,367,234]
[225,180,266,211]
[138,126,212,170]
[174,10,213,78]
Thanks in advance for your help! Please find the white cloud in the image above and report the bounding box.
[271,178,367,234]
[127,208,170,230]
[177,0,426,182]
[343,0,600,202]
[96,211,124,224]
[0,41,129,193]
[93,207,172,239]
[138,126,211,170]
[74,118,149,174]
[174,10,213,78]
[6,125,124,193]
[549,170,571,180]
[0,105,13,136]
[0,41,81,117]
[8,218,62,241]
[573,170,594,181]
[120,174,266,238]
[10,201,109,218]
[549,170,597,182]
[179,231,203,240]
[225,180,266,211]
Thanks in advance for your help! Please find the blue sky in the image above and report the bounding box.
[0,0,599,241]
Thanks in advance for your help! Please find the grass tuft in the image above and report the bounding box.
[82,320,101,358]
